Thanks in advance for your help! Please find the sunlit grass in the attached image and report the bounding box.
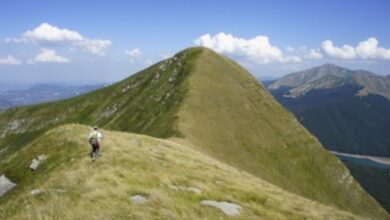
[0,124,360,220]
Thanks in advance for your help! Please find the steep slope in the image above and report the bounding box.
[0,48,388,219]
[174,49,388,218]
[0,48,199,155]
[267,64,390,156]
[0,124,361,220]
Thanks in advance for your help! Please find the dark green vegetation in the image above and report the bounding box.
[0,48,388,219]
[0,48,200,152]
[270,84,390,156]
[268,64,390,156]
[340,156,390,213]
[267,63,390,215]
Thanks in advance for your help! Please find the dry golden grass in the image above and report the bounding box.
[0,124,362,220]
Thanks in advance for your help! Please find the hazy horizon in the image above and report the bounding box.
[1,60,389,86]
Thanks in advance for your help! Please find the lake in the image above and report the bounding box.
[336,155,390,169]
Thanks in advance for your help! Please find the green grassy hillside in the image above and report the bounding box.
[174,49,388,218]
[0,48,199,160]
[0,124,362,219]
[0,47,388,219]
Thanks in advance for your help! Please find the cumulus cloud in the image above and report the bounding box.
[305,49,323,59]
[322,37,390,60]
[6,23,111,56]
[162,53,173,59]
[28,48,70,64]
[286,46,295,52]
[6,23,83,43]
[321,40,356,59]
[356,37,390,60]
[0,55,22,65]
[125,48,141,57]
[289,47,323,60]
[195,34,390,63]
[125,48,142,63]
[194,32,301,64]
[75,39,112,56]
[124,48,152,65]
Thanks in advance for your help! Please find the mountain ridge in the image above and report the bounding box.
[0,47,388,219]
[267,63,390,157]
[269,63,390,99]
[267,63,390,214]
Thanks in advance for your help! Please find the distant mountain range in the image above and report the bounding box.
[257,75,279,81]
[267,64,390,212]
[0,84,105,109]
[269,63,390,99]
[268,64,390,157]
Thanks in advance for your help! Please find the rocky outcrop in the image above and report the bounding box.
[0,175,16,197]
[201,200,242,216]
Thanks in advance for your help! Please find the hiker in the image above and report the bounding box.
[89,126,103,161]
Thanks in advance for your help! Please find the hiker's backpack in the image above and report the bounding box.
[89,131,99,145]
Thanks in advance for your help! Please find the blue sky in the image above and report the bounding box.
[1,0,390,84]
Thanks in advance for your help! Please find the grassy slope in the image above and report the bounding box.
[0,47,387,219]
[175,48,388,219]
[0,48,199,156]
[0,124,361,220]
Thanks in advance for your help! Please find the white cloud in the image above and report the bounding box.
[0,55,22,65]
[194,32,301,64]
[356,37,390,60]
[288,47,323,60]
[6,23,112,56]
[162,53,173,59]
[75,39,112,56]
[321,40,356,59]
[125,48,141,57]
[321,37,390,60]
[6,22,83,43]
[281,56,302,63]
[124,48,152,65]
[29,48,70,64]
[305,49,323,59]
[125,48,142,63]
[287,46,295,52]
